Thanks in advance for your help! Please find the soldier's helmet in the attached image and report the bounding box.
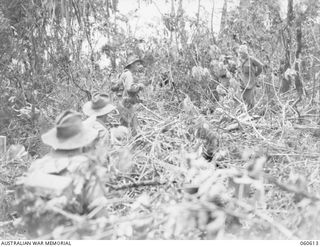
[125,54,143,69]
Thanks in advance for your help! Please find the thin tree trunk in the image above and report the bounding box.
[280,0,293,93]
[106,0,110,18]
[239,0,250,14]
[177,0,187,49]
[280,31,291,93]
[294,19,303,97]
[220,0,227,33]
[210,0,216,44]
[112,0,118,12]
[311,57,316,104]
[170,0,175,44]
[196,0,201,26]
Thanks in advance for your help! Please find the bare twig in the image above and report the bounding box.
[106,178,166,190]
[265,174,320,202]
[139,103,163,120]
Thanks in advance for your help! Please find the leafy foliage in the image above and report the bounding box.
[0,0,320,240]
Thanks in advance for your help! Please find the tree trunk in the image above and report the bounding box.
[220,0,227,32]
[294,19,303,97]
[196,0,201,26]
[280,0,293,93]
[239,0,250,14]
[177,0,187,49]
[112,0,118,12]
[0,136,6,157]
[106,0,110,18]
[280,34,291,93]
[210,0,216,44]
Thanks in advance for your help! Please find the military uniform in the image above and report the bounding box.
[17,110,107,238]
[238,45,263,110]
[82,93,118,156]
[117,55,144,136]
[239,57,263,109]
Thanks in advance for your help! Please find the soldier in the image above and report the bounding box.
[17,110,108,237]
[117,54,145,136]
[238,45,263,110]
[82,92,117,146]
[213,59,232,95]
[223,55,237,75]
[82,92,130,163]
[194,122,219,164]
[40,110,98,152]
[213,55,240,98]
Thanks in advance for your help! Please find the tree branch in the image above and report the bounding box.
[106,178,166,190]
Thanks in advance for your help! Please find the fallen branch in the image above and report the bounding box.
[265,174,320,202]
[106,178,166,190]
[139,103,163,120]
[47,205,84,223]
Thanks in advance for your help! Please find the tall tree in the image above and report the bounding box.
[220,0,228,33]
[280,0,320,95]
[280,0,293,93]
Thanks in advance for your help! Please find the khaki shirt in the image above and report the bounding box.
[86,117,111,146]
[119,69,141,99]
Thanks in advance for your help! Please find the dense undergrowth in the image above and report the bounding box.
[1,81,320,239]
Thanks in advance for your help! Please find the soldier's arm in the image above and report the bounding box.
[123,73,142,93]
[127,84,141,93]
[251,57,263,76]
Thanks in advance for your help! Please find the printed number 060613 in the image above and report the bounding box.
[300,241,319,245]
